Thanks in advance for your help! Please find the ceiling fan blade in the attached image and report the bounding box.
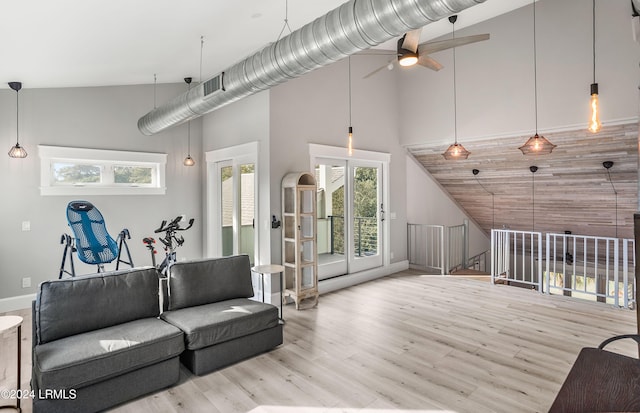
[363,60,396,79]
[401,28,422,53]
[418,33,490,55]
[355,49,397,56]
[417,55,443,71]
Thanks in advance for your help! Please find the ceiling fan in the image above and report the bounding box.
[363,15,490,79]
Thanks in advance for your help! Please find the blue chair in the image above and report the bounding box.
[59,200,133,278]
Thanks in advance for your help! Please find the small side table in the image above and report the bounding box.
[0,315,23,412]
[252,264,285,323]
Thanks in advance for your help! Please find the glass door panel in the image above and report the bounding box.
[239,163,255,263]
[349,163,382,273]
[220,164,234,257]
[315,161,347,280]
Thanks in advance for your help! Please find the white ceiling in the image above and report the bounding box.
[0,0,533,90]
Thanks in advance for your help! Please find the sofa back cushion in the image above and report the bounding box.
[167,255,254,311]
[36,267,160,344]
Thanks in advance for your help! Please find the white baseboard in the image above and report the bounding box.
[0,293,36,313]
[1,261,411,314]
[318,260,409,295]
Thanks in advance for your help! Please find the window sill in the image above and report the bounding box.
[39,186,167,196]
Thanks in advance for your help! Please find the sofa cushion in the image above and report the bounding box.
[36,267,160,344]
[33,318,184,390]
[161,298,279,350]
[167,255,254,311]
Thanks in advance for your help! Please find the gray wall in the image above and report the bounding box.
[269,55,408,265]
[0,83,203,301]
[406,155,490,258]
[399,0,639,147]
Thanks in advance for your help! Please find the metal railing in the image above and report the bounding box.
[490,229,636,308]
[545,233,635,308]
[407,224,445,275]
[326,215,378,257]
[491,229,544,290]
[466,249,490,273]
[448,223,467,273]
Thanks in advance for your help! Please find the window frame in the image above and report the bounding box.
[38,145,167,196]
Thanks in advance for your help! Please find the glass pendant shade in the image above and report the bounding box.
[347,126,353,156]
[442,142,470,160]
[183,155,195,166]
[8,142,27,158]
[518,133,556,155]
[588,83,601,133]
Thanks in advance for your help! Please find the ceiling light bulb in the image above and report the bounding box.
[589,84,601,133]
[347,126,353,156]
[399,55,418,67]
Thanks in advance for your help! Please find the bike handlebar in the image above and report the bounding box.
[154,216,193,234]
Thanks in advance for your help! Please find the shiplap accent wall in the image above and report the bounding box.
[411,122,638,239]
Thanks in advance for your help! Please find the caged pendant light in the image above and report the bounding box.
[8,82,27,158]
[519,0,556,156]
[442,15,470,160]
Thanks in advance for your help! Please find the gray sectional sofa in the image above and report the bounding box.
[161,256,283,375]
[31,255,283,413]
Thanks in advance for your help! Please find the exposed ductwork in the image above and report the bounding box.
[138,0,485,136]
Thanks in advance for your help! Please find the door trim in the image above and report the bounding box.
[309,143,390,274]
[205,142,259,261]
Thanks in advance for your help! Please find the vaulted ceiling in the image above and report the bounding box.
[409,122,638,240]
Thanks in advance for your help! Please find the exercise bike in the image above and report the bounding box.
[143,216,194,276]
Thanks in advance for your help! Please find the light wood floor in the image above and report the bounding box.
[1,269,637,413]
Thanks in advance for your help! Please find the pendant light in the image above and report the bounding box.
[519,0,556,156]
[8,82,27,158]
[442,15,470,160]
[347,56,354,156]
[588,0,601,133]
[183,77,195,167]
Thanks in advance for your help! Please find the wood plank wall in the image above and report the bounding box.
[411,123,638,239]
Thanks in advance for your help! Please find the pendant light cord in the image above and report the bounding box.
[533,0,539,134]
[532,171,535,231]
[187,81,192,155]
[200,36,204,84]
[153,74,157,109]
[452,21,458,145]
[474,176,495,229]
[15,88,19,145]
[606,169,618,238]
[348,56,352,126]
[592,0,596,84]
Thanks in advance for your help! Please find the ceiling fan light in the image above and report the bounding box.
[518,133,556,155]
[442,142,470,160]
[398,53,418,67]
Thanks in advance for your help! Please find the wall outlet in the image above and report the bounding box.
[22,277,31,288]
[390,252,395,259]
[22,221,31,231]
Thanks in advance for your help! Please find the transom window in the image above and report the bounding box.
[39,145,166,196]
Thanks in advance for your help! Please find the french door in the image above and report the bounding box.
[315,157,383,279]
[206,144,258,265]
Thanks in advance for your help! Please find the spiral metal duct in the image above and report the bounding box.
[138,0,485,135]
